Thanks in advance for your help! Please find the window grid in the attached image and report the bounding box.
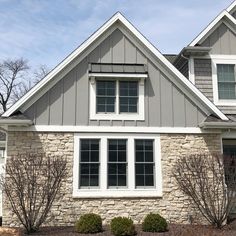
[119,81,138,113]
[96,81,116,113]
[108,139,127,187]
[135,140,155,187]
[96,80,139,114]
[217,64,236,99]
[79,139,100,188]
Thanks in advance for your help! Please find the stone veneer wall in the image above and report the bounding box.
[3,131,221,227]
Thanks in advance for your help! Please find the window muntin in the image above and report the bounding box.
[135,140,154,187]
[79,139,100,188]
[119,81,138,113]
[96,80,139,114]
[74,135,161,197]
[96,81,116,113]
[108,139,127,187]
[217,64,236,100]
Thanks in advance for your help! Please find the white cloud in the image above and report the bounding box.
[0,0,233,70]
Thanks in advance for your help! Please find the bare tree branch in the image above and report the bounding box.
[173,153,236,228]
[0,58,29,113]
[0,153,68,234]
[34,64,49,83]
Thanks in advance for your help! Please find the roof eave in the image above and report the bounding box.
[199,121,236,129]
[0,119,33,126]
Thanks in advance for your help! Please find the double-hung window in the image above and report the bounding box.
[217,64,236,99]
[212,58,236,105]
[90,78,145,120]
[135,140,154,187]
[119,81,138,113]
[108,139,127,187]
[73,135,162,198]
[96,81,116,113]
[79,139,100,188]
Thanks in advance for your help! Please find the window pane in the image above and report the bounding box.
[108,175,117,186]
[96,81,115,113]
[97,97,115,113]
[118,175,126,186]
[135,140,154,187]
[136,163,144,174]
[90,175,99,186]
[80,175,89,187]
[108,139,127,187]
[119,81,138,113]
[81,151,89,162]
[80,164,89,174]
[79,139,100,188]
[135,175,144,186]
[217,64,236,99]
[145,175,154,186]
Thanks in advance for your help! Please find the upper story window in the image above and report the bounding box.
[217,64,236,99]
[212,58,236,106]
[96,81,116,113]
[89,63,147,120]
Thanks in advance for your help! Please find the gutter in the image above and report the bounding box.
[0,119,33,126]
[199,121,236,129]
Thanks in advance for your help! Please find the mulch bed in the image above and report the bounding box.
[18,221,236,236]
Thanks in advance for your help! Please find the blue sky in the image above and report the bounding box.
[0,0,234,70]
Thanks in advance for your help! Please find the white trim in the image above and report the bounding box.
[89,73,148,78]
[227,1,236,13]
[189,11,236,47]
[222,131,236,139]
[188,57,195,84]
[7,125,222,134]
[72,134,162,198]
[212,56,236,106]
[2,13,227,121]
[89,77,145,120]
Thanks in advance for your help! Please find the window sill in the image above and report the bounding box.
[90,113,145,121]
[214,99,236,106]
[72,189,162,198]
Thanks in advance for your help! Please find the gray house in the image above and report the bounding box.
[1,1,236,226]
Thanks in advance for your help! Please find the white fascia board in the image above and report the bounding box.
[8,125,222,134]
[226,1,236,13]
[2,13,228,121]
[189,10,236,47]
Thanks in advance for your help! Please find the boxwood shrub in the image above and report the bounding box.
[142,213,168,232]
[75,213,102,234]
[110,217,136,236]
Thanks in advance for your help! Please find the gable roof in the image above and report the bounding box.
[189,0,236,46]
[2,12,228,121]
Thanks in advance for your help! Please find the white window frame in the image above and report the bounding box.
[89,76,145,120]
[73,133,162,198]
[212,57,236,106]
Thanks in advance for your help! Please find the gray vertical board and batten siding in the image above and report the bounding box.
[24,29,207,127]
[201,23,236,54]
[194,22,236,114]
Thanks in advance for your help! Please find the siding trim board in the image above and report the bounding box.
[7,125,222,134]
[2,13,228,121]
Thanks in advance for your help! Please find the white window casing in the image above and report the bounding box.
[73,133,162,198]
[89,76,145,120]
[212,56,236,106]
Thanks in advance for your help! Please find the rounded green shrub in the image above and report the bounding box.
[142,213,168,232]
[75,213,102,234]
[110,217,136,236]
